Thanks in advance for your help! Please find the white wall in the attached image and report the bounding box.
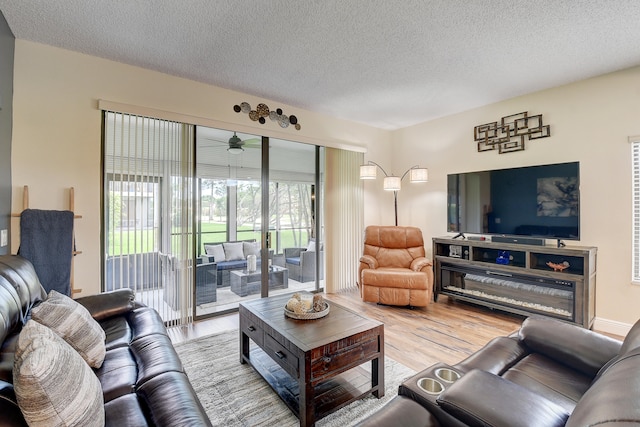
[382,66,640,329]
[12,39,640,330]
[10,40,389,297]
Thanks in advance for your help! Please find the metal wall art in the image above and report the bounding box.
[233,102,301,130]
[474,111,550,154]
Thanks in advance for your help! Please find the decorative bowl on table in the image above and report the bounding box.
[284,293,330,320]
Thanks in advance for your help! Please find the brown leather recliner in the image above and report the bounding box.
[358,225,434,307]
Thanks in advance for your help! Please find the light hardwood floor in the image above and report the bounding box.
[169,289,527,372]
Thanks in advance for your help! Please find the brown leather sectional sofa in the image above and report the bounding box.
[358,315,640,426]
[0,255,211,426]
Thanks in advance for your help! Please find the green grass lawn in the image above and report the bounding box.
[109,222,310,256]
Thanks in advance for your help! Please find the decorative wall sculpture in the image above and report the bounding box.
[474,111,550,154]
[233,102,301,130]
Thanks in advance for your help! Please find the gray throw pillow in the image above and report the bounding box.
[243,241,260,258]
[31,290,106,369]
[13,320,105,427]
[223,242,245,261]
[205,244,226,262]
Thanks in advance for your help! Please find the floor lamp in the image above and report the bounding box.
[360,161,428,226]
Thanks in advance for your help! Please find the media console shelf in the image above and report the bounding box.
[433,237,596,328]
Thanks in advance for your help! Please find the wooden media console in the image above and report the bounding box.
[433,237,596,328]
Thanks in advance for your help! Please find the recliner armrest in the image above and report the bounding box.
[436,369,569,427]
[410,257,432,272]
[359,254,378,269]
[519,316,622,377]
[75,288,140,321]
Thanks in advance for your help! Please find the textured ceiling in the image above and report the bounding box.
[2,0,640,130]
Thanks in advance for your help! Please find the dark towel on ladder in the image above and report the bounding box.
[18,209,74,296]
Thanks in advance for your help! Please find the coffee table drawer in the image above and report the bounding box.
[264,333,299,377]
[311,336,380,380]
[240,314,264,347]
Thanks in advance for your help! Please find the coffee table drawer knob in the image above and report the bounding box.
[275,351,286,359]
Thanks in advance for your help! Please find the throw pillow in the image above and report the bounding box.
[13,320,105,427]
[31,290,106,369]
[224,242,245,261]
[306,240,316,252]
[243,241,260,258]
[204,244,226,262]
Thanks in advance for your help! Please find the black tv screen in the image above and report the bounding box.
[447,162,580,240]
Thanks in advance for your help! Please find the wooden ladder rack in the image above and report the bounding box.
[12,185,83,295]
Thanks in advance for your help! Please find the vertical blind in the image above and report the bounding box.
[633,140,640,283]
[103,111,195,327]
[324,148,364,293]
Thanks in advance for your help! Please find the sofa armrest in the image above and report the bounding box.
[519,316,622,377]
[437,369,569,427]
[359,254,378,269]
[284,247,304,258]
[75,288,140,321]
[410,257,432,272]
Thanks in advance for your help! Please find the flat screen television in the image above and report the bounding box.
[447,162,580,241]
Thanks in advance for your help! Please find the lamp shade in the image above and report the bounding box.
[360,164,377,179]
[383,176,401,191]
[409,168,429,182]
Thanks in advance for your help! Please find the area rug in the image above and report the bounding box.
[174,329,416,426]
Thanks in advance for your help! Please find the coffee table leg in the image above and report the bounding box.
[240,326,249,364]
[298,373,314,427]
[373,329,385,398]
[372,356,385,398]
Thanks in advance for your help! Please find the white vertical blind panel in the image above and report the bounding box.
[103,111,194,326]
[633,141,640,284]
[325,148,364,293]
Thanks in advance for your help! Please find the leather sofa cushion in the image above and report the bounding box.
[362,268,429,290]
[437,369,569,427]
[137,371,210,426]
[502,353,591,413]
[519,316,621,377]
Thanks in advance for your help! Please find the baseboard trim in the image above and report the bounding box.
[593,317,632,337]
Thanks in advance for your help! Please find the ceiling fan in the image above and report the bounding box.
[227,132,260,154]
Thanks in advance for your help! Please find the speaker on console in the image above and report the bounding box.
[491,235,545,246]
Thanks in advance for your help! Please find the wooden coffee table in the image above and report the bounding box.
[239,293,384,427]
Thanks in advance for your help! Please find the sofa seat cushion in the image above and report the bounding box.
[362,268,429,290]
[104,394,149,427]
[502,353,591,413]
[96,346,138,403]
[101,307,169,351]
[285,257,301,266]
[217,260,247,270]
[13,320,104,427]
[137,371,210,426]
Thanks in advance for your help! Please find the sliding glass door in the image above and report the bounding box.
[103,116,324,323]
[194,128,324,319]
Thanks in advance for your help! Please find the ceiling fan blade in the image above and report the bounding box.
[242,138,261,147]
